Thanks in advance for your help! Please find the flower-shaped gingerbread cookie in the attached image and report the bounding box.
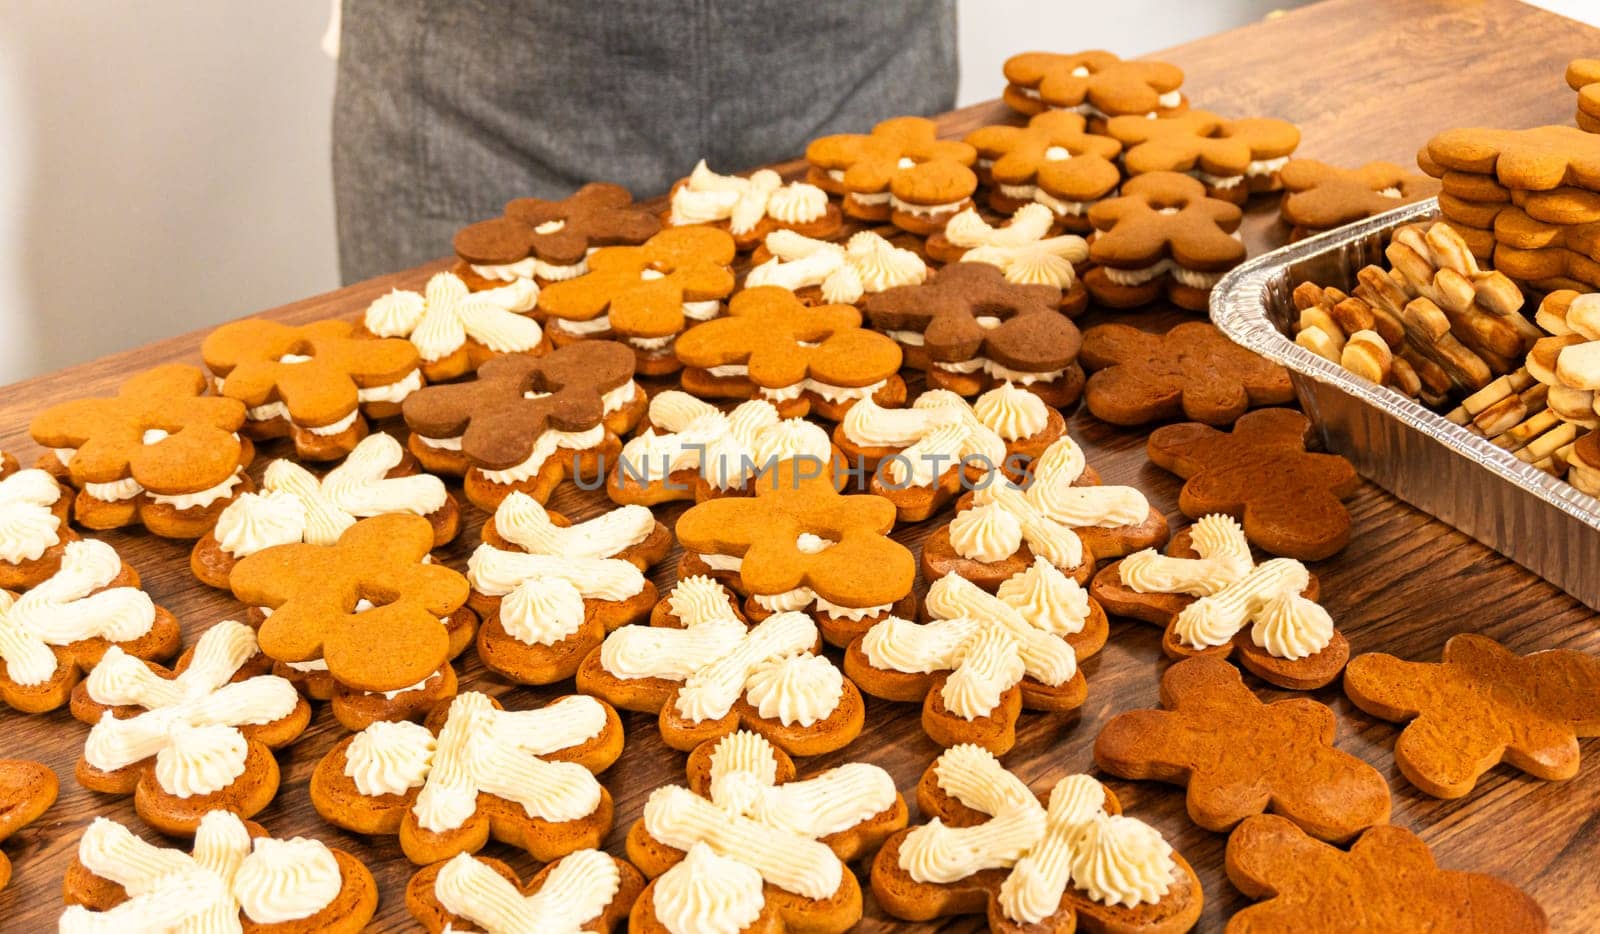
[31,364,253,538]
[202,318,422,460]
[1085,171,1246,311]
[1106,110,1301,201]
[0,760,56,892]
[846,563,1106,754]
[1095,655,1391,841]
[362,270,546,383]
[230,514,475,708]
[1424,124,1600,191]
[1278,159,1441,238]
[867,261,1085,405]
[1003,50,1187,121]
[2,540,179,714]
[926,206,1091,312]
[0,466,73,590]
[577,576,867,755]
[407,849,644,934]
[1092,515,1347,690]
[676,284,907,421]
[675,459,918,646]
[312,691,623,865]
[71,620,311,836]
[1344,633,1600,798]
[537,226,736,373]
[453,182,662,288]
[805,115,978,233]
[666,160,843,250]
[1081,320,1295,426]
[613,391,842,504]
[466,492,667,685]
[873,745,1203,932]
[401,342,645,508]
[1147,408,1359,561]
[627,730,907,934]
[192,432,460,590]
[60,811,377,932]
[744,229,929,305]
[964,110,1122,219]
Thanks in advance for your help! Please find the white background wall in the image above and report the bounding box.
[0,1,1592,383]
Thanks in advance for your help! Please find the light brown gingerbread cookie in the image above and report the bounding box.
[1081,321,1295,426]
[0,759,56,891]
[963,110,1122,217]
[1002,50,1187,124]
[1107,110,1301,201]
[453,182,662,286]
[805,116,978,233]
[1085,171,1246,311]
[1278,159,1441,238]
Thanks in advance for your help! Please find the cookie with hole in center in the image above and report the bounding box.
[1107,110,1300,202]
[1085,172,1246,312]
[1002,50,1187,126]
[805,115,978,233]
[964,110,1122,218]
[452,182,662,290]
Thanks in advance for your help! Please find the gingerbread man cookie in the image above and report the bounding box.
[0,759,56,892]
[453,182,662,289]
[1082,321,1296,426]
[926,205,1091,312]
[0,466,73,590]
[202,318,422,460]
[872,744,1203,933]
[1092,515,1348,690]
[676,284,907,421]
[1002,50,1187,124]
[1278,159,1441,238]
[846,562,1107,754]
[1569,58,1600,133]
[1225,814,1546,933]
[866,261,1086,406]
[1085,171,1247,311]
[361,270,546,383]
[2,539,179,714]
[311,691,623,865]
[537,226,737,374]
[71,620,312,836]
[407,850,645,934]
[744,228,929,305]
[805,115,979,233]
[466,492,666,685]
[31,364,254,538]
[401,343,646,508]
[626,731,907,934]
[963,110,1122,218]
[1147,408,1359,560]
[666,160,843,249]
[1095,655,1391,841]
[1344,633,1600,798]
[1107,110,1301,202]
[60,811,378,932]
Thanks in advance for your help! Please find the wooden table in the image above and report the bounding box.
[5,0,1600,930]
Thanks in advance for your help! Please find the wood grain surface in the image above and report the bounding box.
[5,0,1600,930]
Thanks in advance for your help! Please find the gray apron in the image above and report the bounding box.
[333,0,959,283]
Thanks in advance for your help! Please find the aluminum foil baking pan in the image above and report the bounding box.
[1211,197,1600,610]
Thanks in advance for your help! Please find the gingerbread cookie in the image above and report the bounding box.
[192,432,460,590]
[1425,124,1600,190]
[1278,159,1441,238]
[1147,408,1359,561]
[923,466,1095,591]
[407,850,644,934]
[1002,50,1187,123]
[805,115,978,232]
[626,730,906,934]
[1093,515,1348,690]
[613,391,842,504]
[675,459,917,646]
[857,391,1007,523]
[30,364,254,538]
[0,760,56,892]
[744,229,929,305]
[202,318,422,460]
[926,205,1091,313]
[1095,655,1391,841]
[71,620,311,836]
[1081,321,1296,426]
[60,811,377,932]
[537,226,737,374]
[1225,814,1546,933]
[2,539,179,714]
[1085,171,1247,311]
[230,513,475,728]
[401,343,646,508]
[676,284,907,421]
[666,160,843,249]
[846,562,1107,754]
[312,691,622,864]
[872,745,1203,932]
[453,182,662,289]
[577,575,867,755]
[963,110,1122,217]
[1344,633,1600,798]
[0,467,73,590]
[866,261,1086,406]
[1569,58,1600,133]
[1107,110,1300,202]
[466,492,666,685]
[361,270,546,383]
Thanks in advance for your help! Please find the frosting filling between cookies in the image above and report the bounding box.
[1189,169,1246,189]
[146,469,245,510]
[468,546,646,602]
[0,468,63,563]
[1034,188,1101,216]
[1247,155,1290,176]
[889,194,970,217]
[1101,259,1228,289]
[471,248,597,284]
[1,540,155,686]
[475,424,606,485]
[759,376,888,405]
